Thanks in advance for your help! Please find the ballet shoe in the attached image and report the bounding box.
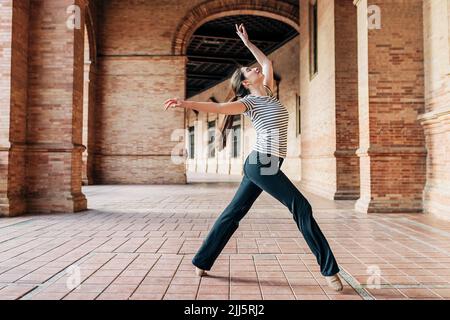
[195,266,206,277]
[325,273,343,291]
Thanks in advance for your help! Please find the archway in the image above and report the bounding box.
[177,1,301,181]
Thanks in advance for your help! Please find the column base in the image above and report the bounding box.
[0,193,27,217]
[25,192,87,215]
[355,196,423,214]
[333,190,360,200]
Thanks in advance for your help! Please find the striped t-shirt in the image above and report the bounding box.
[239,87,289,158]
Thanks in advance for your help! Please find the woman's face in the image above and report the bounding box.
[241,66,264,87]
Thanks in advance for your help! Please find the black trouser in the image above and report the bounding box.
[192,150,340,277]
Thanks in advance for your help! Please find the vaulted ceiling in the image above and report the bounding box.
[186,14,299,98]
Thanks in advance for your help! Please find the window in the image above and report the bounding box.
[296,94,301,136]
[207,120,216,158]
[230,117,241,158]
[188,126,195,159]
[309,0,318,79]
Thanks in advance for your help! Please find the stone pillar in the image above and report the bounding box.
[354,0,426,213]
[419,0,450,220]
[26,0,87,213]
[0,0,29,217]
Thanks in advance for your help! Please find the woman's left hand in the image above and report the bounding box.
[164,98,187,111]
[235,23,250,46]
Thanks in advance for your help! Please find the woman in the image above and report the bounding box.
[164,24,343,291]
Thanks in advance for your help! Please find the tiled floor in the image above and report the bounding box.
[1,181,450,300]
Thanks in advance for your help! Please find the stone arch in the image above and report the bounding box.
[172,0,300,55]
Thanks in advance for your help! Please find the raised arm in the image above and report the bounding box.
[164,98,246,115]
[236,24,274,91]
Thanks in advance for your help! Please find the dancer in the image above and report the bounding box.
[164,24,343,291]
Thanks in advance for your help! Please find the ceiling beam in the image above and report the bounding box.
[188,73,225,80]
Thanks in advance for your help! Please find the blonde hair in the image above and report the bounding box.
[217,65,250,151]
[229,64,250,102]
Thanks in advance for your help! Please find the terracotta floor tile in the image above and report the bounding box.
[96,292,132,300]
[196,294,229,300]
[263,294,296,300]
[166,284,199,295]
[258,277,289,286]
[399,288,441,299]
[287,278,319,286]
[30,292,68,300]
[291,285,325,295]
[260,285,293,295]
[230,294,263,300]
[163,293,196,300]
[63,292,99,300]
[129,292,164,300]
[134,284,169,294]
[329,294,363,300]
[198,285,229,294]
[430,288,450,298]
[295,294,330,300]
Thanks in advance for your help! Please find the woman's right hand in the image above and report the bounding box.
[235,23,250,46]
[164,97,187,111]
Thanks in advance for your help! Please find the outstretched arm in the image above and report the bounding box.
[164,98,246,115]
[236,23,274,91]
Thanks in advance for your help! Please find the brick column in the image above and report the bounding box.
[0,0,29,217]
[26,0,87,213]
[354,0,426,213]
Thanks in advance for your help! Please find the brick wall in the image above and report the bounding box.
[99,0,204,56]
[93,56,187,184]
